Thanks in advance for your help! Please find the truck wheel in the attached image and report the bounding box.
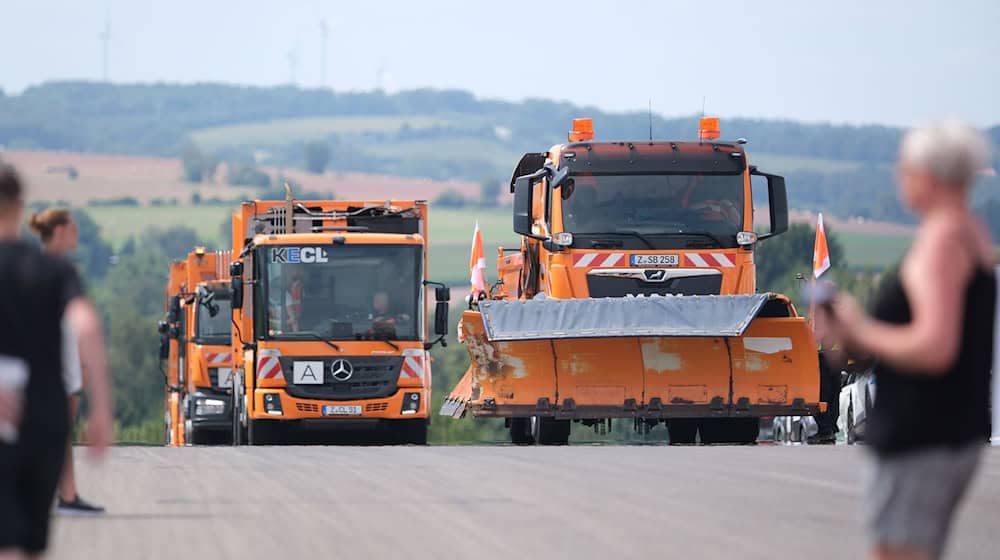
[509,418,534,445]
[700,418,758,445]
[393,419,428,445]
[668,419,698,445]
[249,419,284,445]
[532,416,570,445]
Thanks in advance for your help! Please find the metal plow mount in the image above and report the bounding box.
[478,294,770,341]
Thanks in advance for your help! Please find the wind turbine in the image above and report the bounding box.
[99,12,111,81]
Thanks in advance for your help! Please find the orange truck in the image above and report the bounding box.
[158,247,234,446]
[226,190,448,445]
[442,117,823,445]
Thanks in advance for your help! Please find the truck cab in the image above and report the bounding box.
[159,248,234,445]
[228,197,448,445]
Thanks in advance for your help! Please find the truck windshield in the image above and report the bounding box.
[260,245,421,342]
[561,173,745,247]
[195,298,232,344]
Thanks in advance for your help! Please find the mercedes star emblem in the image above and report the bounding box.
[330,359,354,381]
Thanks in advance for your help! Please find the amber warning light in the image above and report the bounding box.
[699,117,721,141]
[568,118,594,142]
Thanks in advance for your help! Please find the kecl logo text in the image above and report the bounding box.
[271,247,329,264]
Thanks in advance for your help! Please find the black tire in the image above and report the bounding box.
[248,419,285,445]
[700,418,758,445]
[509,418,535,445]
[668,419,699,445]
[393,419,428,445]
[532,416,570,445]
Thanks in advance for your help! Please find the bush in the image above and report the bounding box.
[434,188,467,209]
[88,196,139,207]
[479,178,501,207]
[227,163,271,187]
[181,142,218,183]
[304,140,331,174]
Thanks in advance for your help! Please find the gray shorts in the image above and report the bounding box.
[864,443,983,559]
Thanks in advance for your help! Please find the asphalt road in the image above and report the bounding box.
[49,445,1000,560]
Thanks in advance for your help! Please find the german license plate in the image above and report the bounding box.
[322,405,362,416]
[216,368,233,389]
[630,254,679,267]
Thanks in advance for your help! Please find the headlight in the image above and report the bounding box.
[401,392,420,415]
[194,398,226,416]
[263,393,283,416]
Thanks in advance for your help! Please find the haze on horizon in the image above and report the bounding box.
[3,0,998,128]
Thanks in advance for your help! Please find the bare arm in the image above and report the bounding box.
[836,222,972,375]
[65,297,113,455]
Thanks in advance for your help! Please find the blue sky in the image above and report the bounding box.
[3,0,998,126]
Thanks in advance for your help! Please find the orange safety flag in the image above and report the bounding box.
[813,213,831,279]
[469,221,488,300]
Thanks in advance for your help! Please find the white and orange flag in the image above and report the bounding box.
[469,221,487,299]
[813,213,831,279]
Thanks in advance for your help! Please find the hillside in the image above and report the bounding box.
[2,81,998,225]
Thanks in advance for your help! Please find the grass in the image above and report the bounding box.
[86,204,232,249]
[839,231,911,269]
[191,115,466,149]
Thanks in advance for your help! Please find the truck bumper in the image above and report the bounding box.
[188,389,233,431]
[248,387,430,422]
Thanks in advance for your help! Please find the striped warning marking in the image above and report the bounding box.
[257,350,284,380]
[572,253,626,268]
[400,355,424,380]
[204,352,232,364]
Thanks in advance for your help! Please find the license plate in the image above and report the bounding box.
[216,368,233,388]
[630,254,679,267]
[322,405,362,416]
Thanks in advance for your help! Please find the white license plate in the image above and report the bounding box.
[630,254,679,267]
[216,368,233,388]
[322,405,362,416]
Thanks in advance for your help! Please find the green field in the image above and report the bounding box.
[84,204,906,283]
[838,231,911,269]
[191,115,474,149]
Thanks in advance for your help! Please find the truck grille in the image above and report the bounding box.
[587,274,722,297]
[281,356,402,401]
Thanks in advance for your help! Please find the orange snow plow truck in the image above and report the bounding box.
[159,247,234,446]
[441,118,824,445]
[226,191,448,445]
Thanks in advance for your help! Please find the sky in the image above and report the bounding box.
[3,0,999,127]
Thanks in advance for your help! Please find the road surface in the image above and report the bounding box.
[50,445,1000,559]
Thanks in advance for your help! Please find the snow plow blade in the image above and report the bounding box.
[442,294,823,420]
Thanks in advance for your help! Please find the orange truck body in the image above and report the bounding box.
[160,248,233,446]
[227,197,444,445]
[442,118,823,444]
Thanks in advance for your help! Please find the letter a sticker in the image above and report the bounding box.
[293,361,324,385]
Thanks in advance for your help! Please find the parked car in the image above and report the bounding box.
[838,366,876,444]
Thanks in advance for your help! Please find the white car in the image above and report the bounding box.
[771,415,818,444]
[838,368,876,444]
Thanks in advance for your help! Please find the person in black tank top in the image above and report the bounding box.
[817,121,994,560]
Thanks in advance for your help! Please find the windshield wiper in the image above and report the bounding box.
[302,331,344,353]
[371,337,400,351]
[610,230,656,249]
[676,231,727,247]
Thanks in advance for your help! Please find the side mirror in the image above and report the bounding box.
[167,295,181,323]
[230,276,243,310]
[435,286,450,302]
[434,301,449,336]
[512,176,533,237]
[158,333,170,361]
[751,168,788,240]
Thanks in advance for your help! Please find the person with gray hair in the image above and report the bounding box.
[820,120,994,560]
